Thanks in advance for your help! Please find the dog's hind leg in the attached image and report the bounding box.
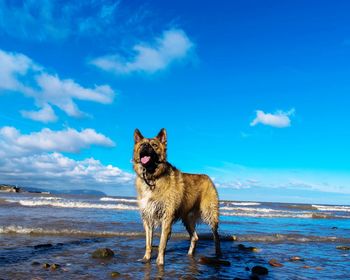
[200,198,222,257]
[211,222,222,257]
[183,216,199,256]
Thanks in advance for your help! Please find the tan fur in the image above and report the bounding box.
[133,128,221,266]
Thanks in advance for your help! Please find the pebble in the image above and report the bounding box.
[251,265,268,276]
[238,244,260,252]
[42,263,50,269]
[198,256,231,266]
[268,259,283,267]
[301,265,323,270]
[51,264,60,270]
[290,256,304,262]
[336,246,350,250]
[92,248,115,259]
[34,243,53,249]
[111,271,121,277]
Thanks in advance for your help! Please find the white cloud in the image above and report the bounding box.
[91,29,194,74]
[0,126,114,157]
[0,152,134,190]
[250,108,295,128]
[0,125,132,191]
[0,49,115,121]
[215,179,254,190]
[34,73,114,117]
[0,49,39,92]
[21,104,58,123]
[209,162,350,196]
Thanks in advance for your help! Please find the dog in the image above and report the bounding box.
[133,128,221,266]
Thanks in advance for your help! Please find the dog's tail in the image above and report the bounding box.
[199,176,219,224]
[199,177,221,256]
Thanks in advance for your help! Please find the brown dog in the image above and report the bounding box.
[133,128,221,266]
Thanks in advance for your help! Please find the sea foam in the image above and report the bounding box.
[222,202,261,206]
[100,197,137,203]
[312,205,350,212]
[5,199,138,210]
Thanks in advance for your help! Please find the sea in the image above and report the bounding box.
[0,192,349,279]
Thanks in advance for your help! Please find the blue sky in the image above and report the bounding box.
[1,0,350,204]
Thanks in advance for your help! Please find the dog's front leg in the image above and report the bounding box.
[156,219,172,266]
[142,221,153,261]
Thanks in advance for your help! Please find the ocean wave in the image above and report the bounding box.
[2,226,350,244]
[38,196,62,200]
[5,199,138,210]
[100,197,137,203]
[221,202,261,206]
[312,205,350,212]
[222,211,349,219]
[231,233,350,243]
[284,204,318,211]
[220,206,292,213]
[0,225,144,237]
[221,211,312,219]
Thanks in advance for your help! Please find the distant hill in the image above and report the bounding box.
[50,189,106,196]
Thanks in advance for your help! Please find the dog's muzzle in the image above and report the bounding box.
[139,144,159,170]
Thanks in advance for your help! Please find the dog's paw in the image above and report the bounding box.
[138,257,151,263]
[156,257,164,266]
[216,251,223,258]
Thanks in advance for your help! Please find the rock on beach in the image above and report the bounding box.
[92,248,115,259]
[251,265,269,276]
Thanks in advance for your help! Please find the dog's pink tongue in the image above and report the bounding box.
[141,156,151,165]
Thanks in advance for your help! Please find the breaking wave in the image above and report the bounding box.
[5,199,138,210]
[312,205,350,212]
[221,211,313,219]
[0,225,143,237]
[221,206,287,212]
[1,225,350,243]
[231,233,350,243]
[100,197,137,203]
[221,202,261,206]
[221,211,347,219]
[37,196,62,200]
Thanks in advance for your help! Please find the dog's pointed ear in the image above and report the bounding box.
[134,129,144,143]
[156,128,167,144]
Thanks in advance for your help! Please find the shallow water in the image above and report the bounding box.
[0,192,349,279]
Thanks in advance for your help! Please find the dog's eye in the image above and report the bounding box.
[151,142,158,148]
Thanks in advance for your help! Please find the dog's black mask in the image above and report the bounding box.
[139,143,159,173]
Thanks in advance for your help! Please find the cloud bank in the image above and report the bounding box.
[0,126,133,190]
[0,152,133,190]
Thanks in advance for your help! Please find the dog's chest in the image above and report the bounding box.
[138,189,165,226]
